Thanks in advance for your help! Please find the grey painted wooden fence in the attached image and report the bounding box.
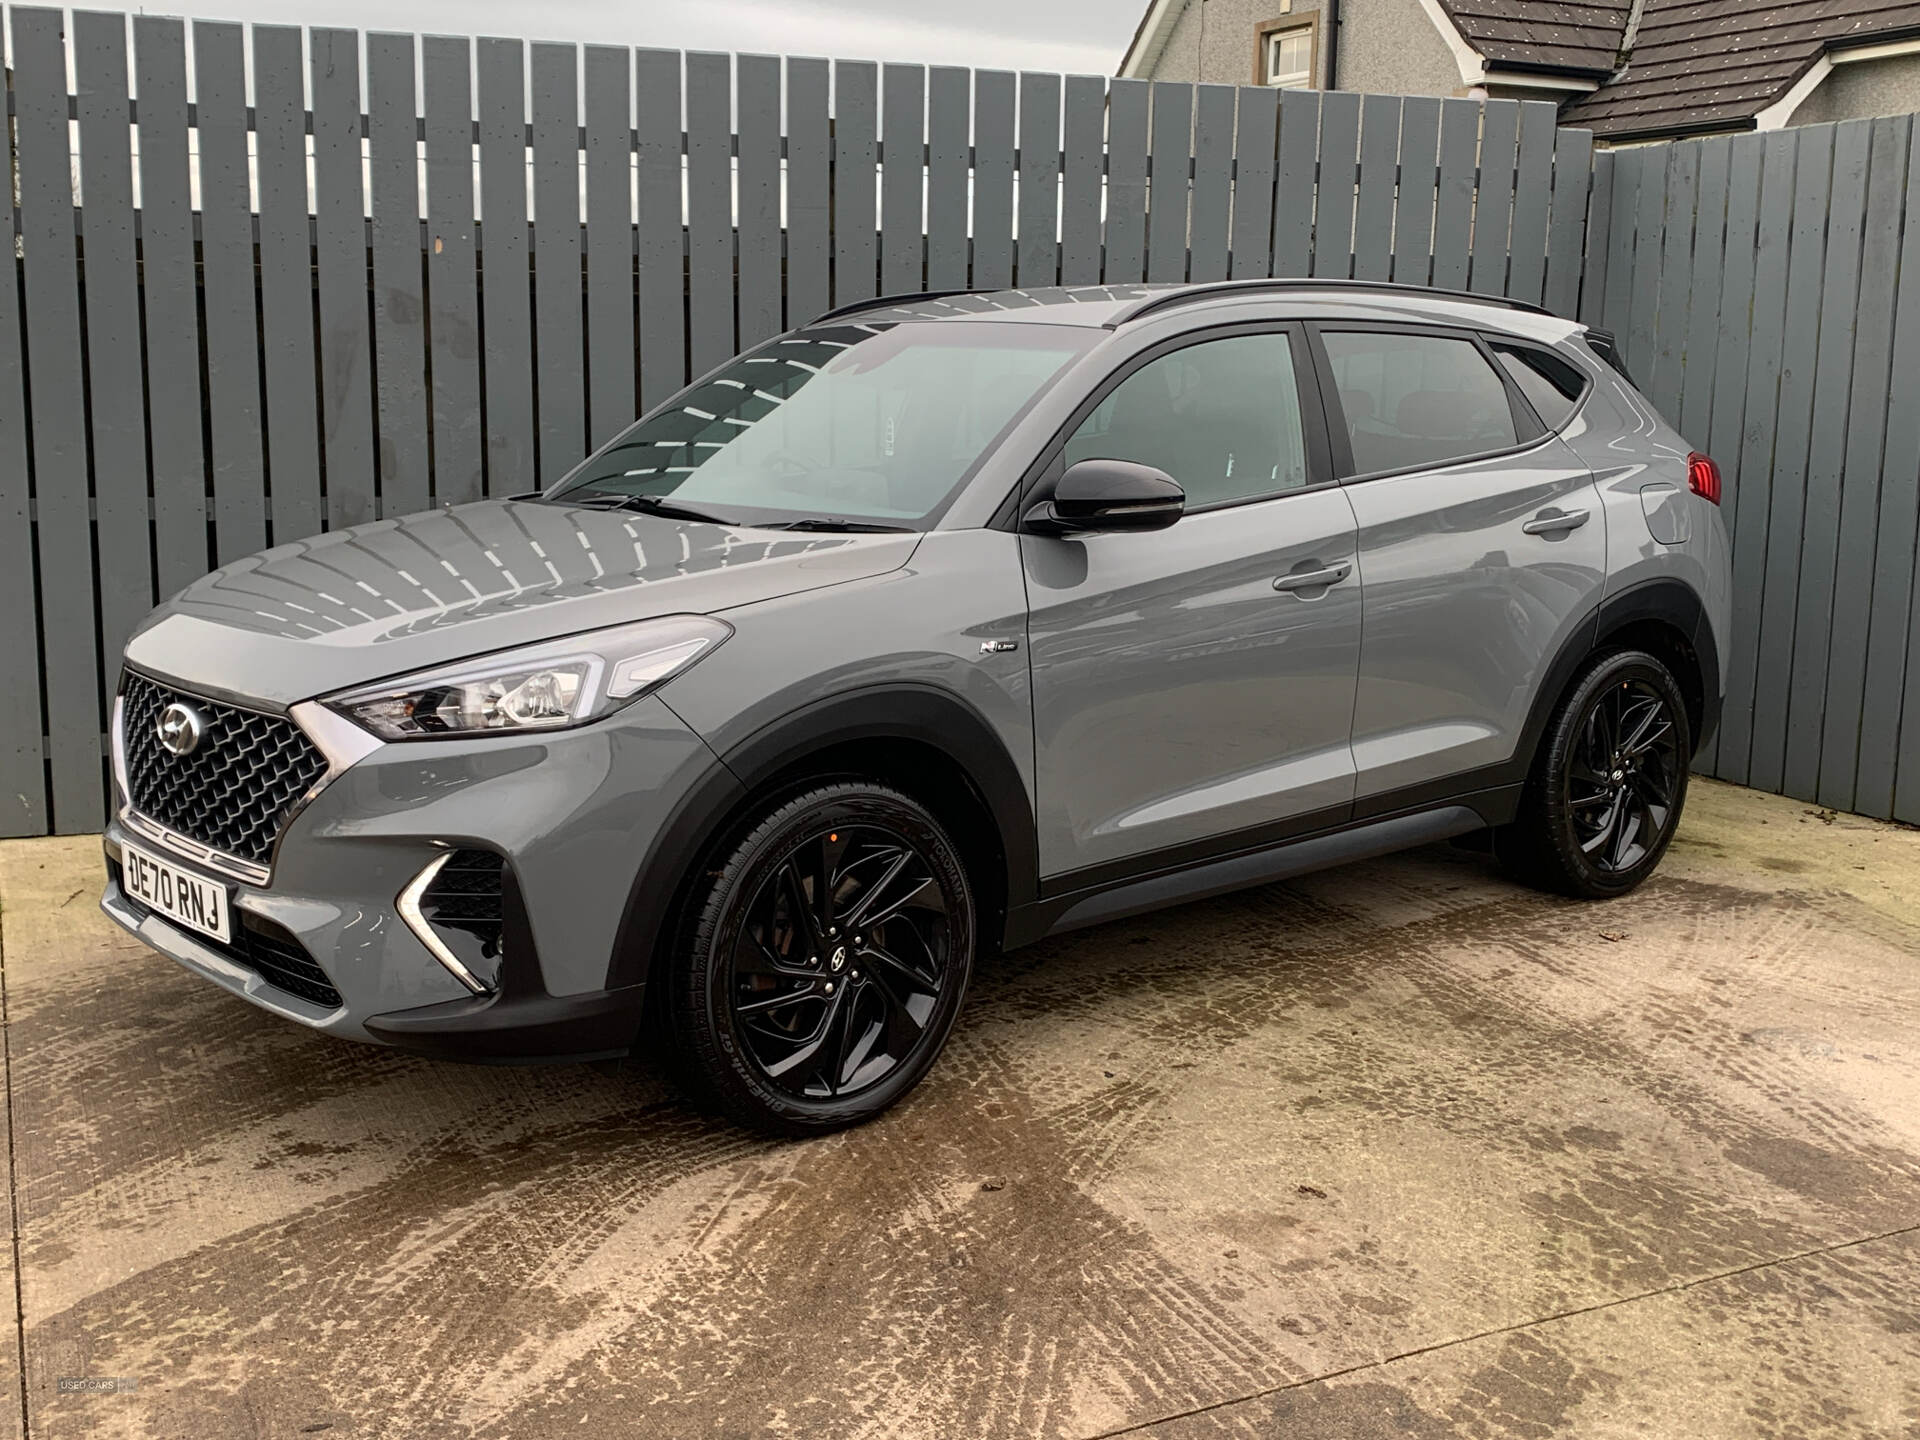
[1596,119,1920,826]
[1,8,1601,836]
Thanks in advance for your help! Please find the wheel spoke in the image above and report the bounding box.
[862,935,940,992]
[735,984,818,1016]
[732,927,813,979]
[1610,803,1643,871]
[1580,791,1625,858]
[780,860,827,960]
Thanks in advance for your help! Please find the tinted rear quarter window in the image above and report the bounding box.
[1492,343,1588,432]
[1322,330,1518,475]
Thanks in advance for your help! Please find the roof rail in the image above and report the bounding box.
[1105,278,1557,327]
[808,289,983,326]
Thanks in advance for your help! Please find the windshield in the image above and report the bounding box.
[545,321,1091,528]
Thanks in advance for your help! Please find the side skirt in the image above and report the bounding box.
[1003,797,1506,947]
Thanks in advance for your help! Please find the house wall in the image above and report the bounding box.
[1789,53,1920,127]
[1137,0,1330,88]
[1335,0,1465,96]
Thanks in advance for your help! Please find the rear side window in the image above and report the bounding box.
[1492,342,1588,432]
[1322,331,1518,476]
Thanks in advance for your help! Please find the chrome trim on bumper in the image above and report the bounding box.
[397,851,494,995]
[118,806,274,887]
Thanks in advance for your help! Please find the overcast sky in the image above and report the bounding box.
[143,0,1143,76]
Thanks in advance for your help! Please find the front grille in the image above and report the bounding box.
[115,864,345,1009]
[121,671,330,868]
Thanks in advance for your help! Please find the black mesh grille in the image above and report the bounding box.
[421,849,506,965]
[115,863,345,1009]
[122,671,330,868]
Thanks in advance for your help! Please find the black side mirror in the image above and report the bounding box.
[1023,458,1185,536]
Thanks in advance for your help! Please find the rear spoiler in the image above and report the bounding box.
[1581,327,1637,386]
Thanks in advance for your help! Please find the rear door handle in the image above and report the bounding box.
[1522,507,1591,536]
[1273,559,1353,592]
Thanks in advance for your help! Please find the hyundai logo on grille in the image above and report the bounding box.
[156,701,208,758]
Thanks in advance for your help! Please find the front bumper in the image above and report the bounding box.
[101,693,725,1060]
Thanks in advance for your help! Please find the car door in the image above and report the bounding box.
[1310,324,1607,811]
[1022,324,1363,884]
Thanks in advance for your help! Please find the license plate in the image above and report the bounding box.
[122,843,233,944]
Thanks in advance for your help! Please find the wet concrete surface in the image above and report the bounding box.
[1,776,1916,1438]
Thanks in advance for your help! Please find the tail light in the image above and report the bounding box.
[1687,452,1722,505]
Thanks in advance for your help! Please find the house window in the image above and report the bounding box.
[1254,17,1319,89]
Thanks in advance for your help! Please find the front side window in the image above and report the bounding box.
[1322,330,1520,476]
[548,322,1092,528]
[1064,332,1311,508]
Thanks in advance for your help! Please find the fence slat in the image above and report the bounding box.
[1678,139,1730,449]
[1784,120,1870,800]
[1649,144,1697,424]
[425,38,484,503]
[1578,148,1614,326]
[1062,75,1107,285]
[927,67,972,289]
[476,38,536,491]
[1749,127,1833,796]
[1863,124,1920,818]
[251,24,325,542]
[366,33,430,516]
[738,55,784,343]
[834,60,879,305]
[584,43,636,447]
[1394,97,1441,287]
[1312,90,1360,279]
[13,8,101,828]
[1720,132,1800,783]
[882,65,927,294]
[1147,82,1193,282]
[75,10,155,668]
[195,21,268,559]
[1694,135,1760,780]
[1352,94,1398,282]
[974,71,1017,288]
[1105,78,1151,282]
[1189,84,1235,283]
[1506,101,1555,305]
[0,14,45,836]
[1018,72,1063,286]
[1599,148,1644,337]
[688,52,736,375]
[1544,126,1592,317]
[1822,117,1910,811]
[531,42,585,477]
[1272,92,1318,277]
[1431,98,1478,290]
[1229,86,1278,281]
[785,57,831,326]
[134,18,210,589]
[1625,148,1669,379]
[636,49,687,405]
[1469,100,1518,295]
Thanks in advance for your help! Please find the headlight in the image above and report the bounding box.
[324,614,731,740]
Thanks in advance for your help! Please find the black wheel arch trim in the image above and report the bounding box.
[1592,576,1721,755]
[605,683,1037,992]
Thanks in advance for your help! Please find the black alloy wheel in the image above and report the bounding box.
[1500,649,1693,898]
[1565,674,1682,875]
[672,782,975,1135]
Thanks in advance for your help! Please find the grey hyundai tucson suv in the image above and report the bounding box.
[102,280,1730,1134]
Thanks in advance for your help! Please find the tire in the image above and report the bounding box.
[1499,649,1692,899]
[668,781,976,1136]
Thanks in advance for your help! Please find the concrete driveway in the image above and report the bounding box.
[2,777,1916,1439]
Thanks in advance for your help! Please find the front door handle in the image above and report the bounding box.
[1522,507,1591,536]
[1273,559,1353,592]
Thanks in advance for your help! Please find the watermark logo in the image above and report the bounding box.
[58,1377,140,1394]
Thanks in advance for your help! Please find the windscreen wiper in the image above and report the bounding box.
[560,491,732,524]
[755,517,916,533]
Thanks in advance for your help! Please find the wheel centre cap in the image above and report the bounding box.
[1610,769,1625,784]
[829,945,848,972]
